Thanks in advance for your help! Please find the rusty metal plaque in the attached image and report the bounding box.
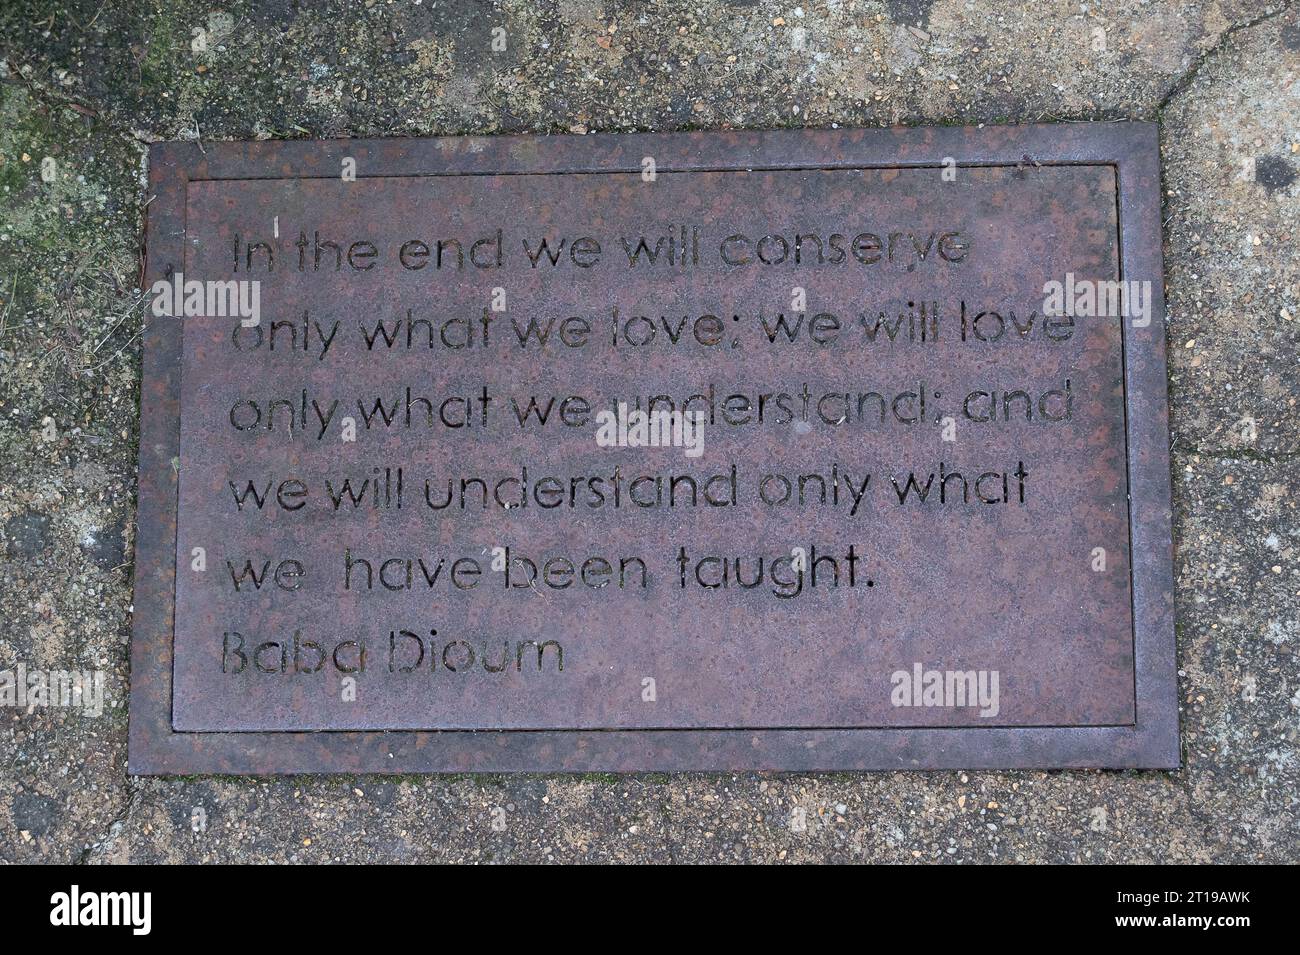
[129,125,1177,773]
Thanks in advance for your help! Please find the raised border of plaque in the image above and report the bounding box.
[128,123,1177,774]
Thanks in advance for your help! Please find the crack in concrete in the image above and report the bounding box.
[76,782,138,864]
[1157,2,1295,114]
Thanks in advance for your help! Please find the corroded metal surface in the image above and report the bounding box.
[129,124,1176,773]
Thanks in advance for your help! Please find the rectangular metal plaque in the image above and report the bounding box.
[129,124,1177,773]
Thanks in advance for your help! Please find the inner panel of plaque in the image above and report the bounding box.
[170,164,1133,732]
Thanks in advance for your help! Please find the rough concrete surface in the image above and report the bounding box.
[0,0,1296,863]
